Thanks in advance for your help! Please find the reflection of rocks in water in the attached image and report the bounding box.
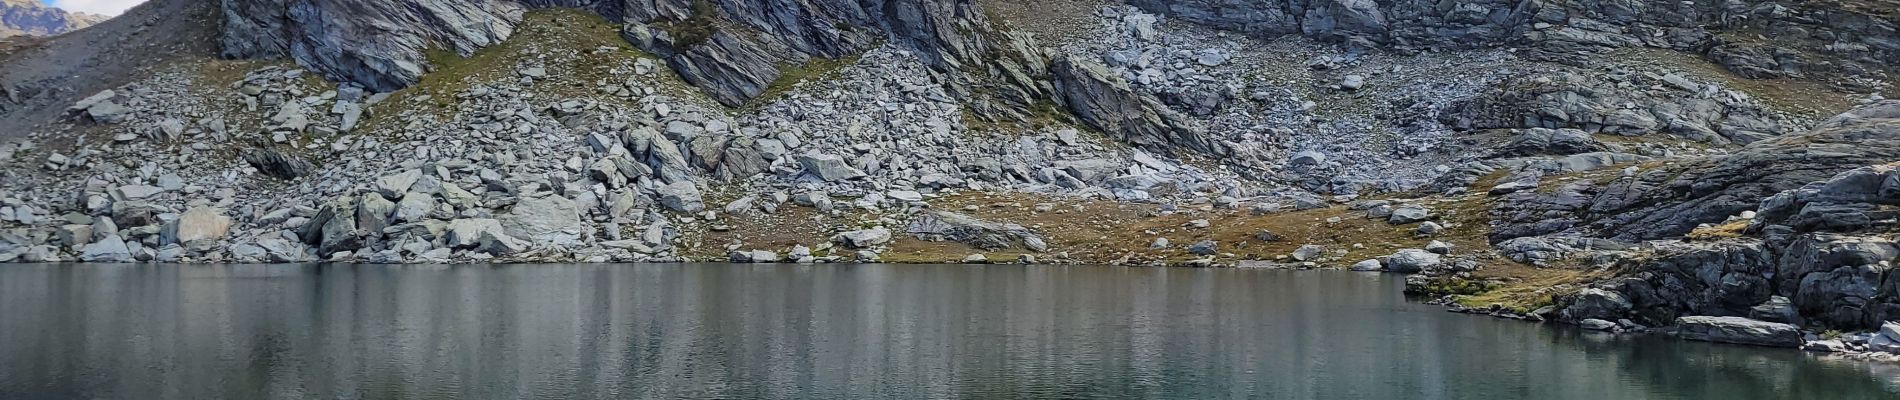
[1545,328,1899,398]
[1,265,1896,398]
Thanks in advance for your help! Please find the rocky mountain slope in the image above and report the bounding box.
[0,0,105,38]
[2,0,1900,359]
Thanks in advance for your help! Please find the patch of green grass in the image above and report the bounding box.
[1404,276,1499,297]
[354,8,682,131]
[745,53,864,109]
[653,0,718,49]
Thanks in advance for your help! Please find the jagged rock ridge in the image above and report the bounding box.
[221,0,1049,110]
[1129,0,1899,87]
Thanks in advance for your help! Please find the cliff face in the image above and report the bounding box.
[1128,0,1899,85]
[209,0,1900,151]
[220,0,1047,108]
[0,0,107,37]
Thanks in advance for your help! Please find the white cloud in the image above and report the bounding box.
[50,0,145,16]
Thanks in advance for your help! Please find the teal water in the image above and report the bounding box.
[0,264,1896,399]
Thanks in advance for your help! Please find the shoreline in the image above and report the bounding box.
[16,259,1900,364]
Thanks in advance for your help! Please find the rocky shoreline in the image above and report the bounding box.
[5,0,1900,364]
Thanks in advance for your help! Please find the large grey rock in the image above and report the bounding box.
[622,127,694,184]
[393,194,435,223]
[1747,296,1799,324]
[1291,244,1325,261]
[1187,240,1218,256]
[905,211,1043,251]
[1491,128,1609,158]
[834,227,893,249]
[80,235,132,262]
[656,181,704,212]
[1675,316,1804,348]
[444,219,505,249]
[255,238,310,262]
[1579,319,1618,331]
[240,146,315,180]
[355,193,396,233]
[729,249,773,263]
[1773,234,1897,328]
[1381,249,1441,273]
[374,169,423,200]
[478,229,530,256]
[1387,204,1430,224]
[1495,236,1631,266]
[300,198,364,255]
[504,195,584,244]
[163,207,231,245]
[1051,56,1225,157]
[797,153,865,182]
[1560,288,1633,321]
[1754,164,1900,234]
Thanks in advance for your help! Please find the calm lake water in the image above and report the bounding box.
[1,264,1896,399]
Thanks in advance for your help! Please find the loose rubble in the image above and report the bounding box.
[2,0,1898,363]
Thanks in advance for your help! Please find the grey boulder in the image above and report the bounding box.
[1381,249,1441,273]
[657,181,704,212]
[1674,316,1804,348]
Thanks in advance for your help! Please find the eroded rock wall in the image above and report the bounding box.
[1128,0,1899,83]
[220,0,1046,108]
[1489,101,1900,243]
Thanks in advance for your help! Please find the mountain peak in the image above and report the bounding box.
[1,0,110,38]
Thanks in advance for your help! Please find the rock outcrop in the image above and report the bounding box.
[905,210,1046,252]
[220,0,1047,109]
[1557,159,1900,331]
[1491,101,1900,243]
[1675,316,1805,348]
[1449,71,1795,145]
[1051,56,1227,158]
[1127,0,1900,82]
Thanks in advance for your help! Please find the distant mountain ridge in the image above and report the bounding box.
[1,0,107,37]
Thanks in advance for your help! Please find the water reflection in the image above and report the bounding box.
[0,264,1895,399]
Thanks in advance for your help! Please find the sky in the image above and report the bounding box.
[45,0,144,16]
